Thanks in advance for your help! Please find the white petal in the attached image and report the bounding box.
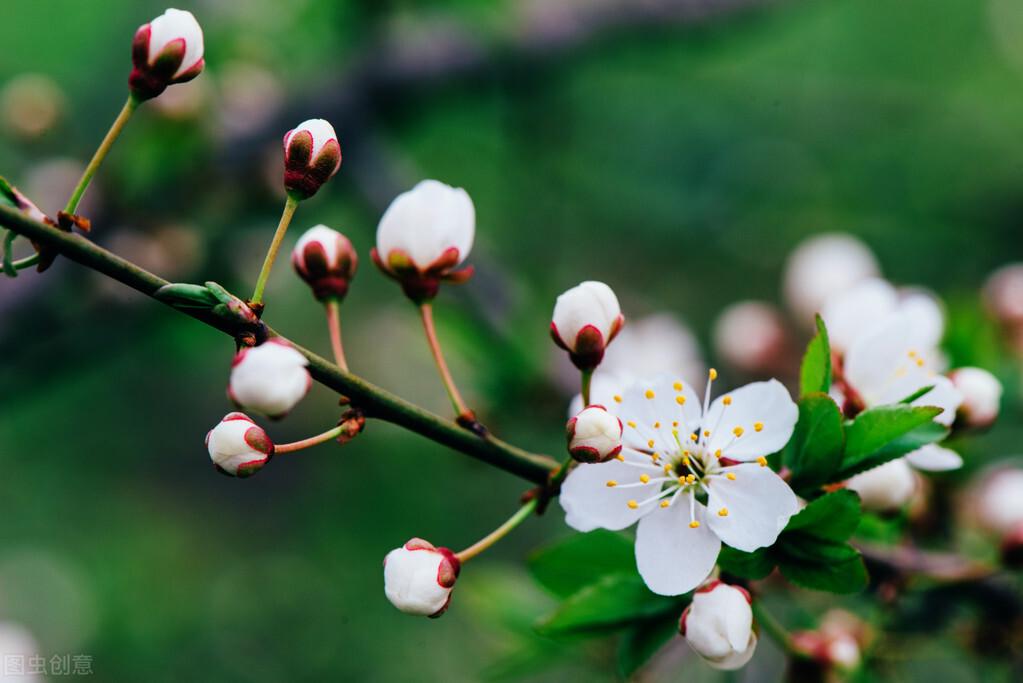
[635,499,720,596]
[551,281,622,351]
[910,375,962,427]
[612,376,702,454]
[783,233,879,325]
[148,9,204,76]
[559,453,661,531]
[706,464,799,552]
[843,315,918,405]
[846,458,917,511]
[905,444,962,471]
[376,180,474,270]
[896,290,945,351]
[708,633,758,671]
[821,278,897,352]
[703,380,798,462]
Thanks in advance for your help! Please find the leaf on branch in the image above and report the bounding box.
[800,315,832,397]
[528,530,635,598]
[783,393,845,496]
[718,546,775,580]
[898,384,936,404]
[839,405,946,480]
[535,573,679,636]
[785,489,862,542]
[154,282,219,309]
[777,540,868,593]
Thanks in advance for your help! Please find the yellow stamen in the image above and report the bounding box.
[733,426,744,438]
[690,433,699,443]
[645,389,655,399]
[660,500,670,508]
[675,395,687,405]
[703,430,711,437]
[647,439,655,449]
[915,358,925,367]
[613,394,622,403]
[709,368,718,380]
[653,421,661,429]
[754,422,764,432]
[756,456,768,467]
[689,521,701,529]
[723,396,732,406]
[627,500,638,509]
[664,464,673,474]
[627,420,637,428]
[615,454,625,462]
[718,507,729,517]
[606,480,617,487]
[686,474,696,484]
[677,476,687,485]
[639,474,650,483]
[672,421,679,428]
[726,472,736,481]
[715,449,722,458]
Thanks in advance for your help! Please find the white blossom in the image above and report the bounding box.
[783,233,879,326]
[846,458,918,512]
[291,224,358,301]
[375,180,474,275]
[949,367,1002,429]
[228,339,311,419]
[129,9,205,100]
[551,281,624,370]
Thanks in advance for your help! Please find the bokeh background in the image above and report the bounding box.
[2,0,1023,680]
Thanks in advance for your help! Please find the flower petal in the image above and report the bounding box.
[905,444,962,471]
[612,376,702,454]
[703,380,798,462]
[909,375,962,427]
[822,278,898,352]
[559,451,662,531]
[635,498,720,596]
[706,464,798,552]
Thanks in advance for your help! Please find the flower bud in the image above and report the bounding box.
[566,405,623,463]
[984,263,1023,327]
[228,339,311,419]
[129,9,205,102]
[846,458,917,512]
[679,581,756,671]
[783,233,879,327]
[205,412,273,477]
[975,467,1023,536]
[551,281,624,371]
[949,367,1002,429]
[291,225,358,301]
[383,538,460,617]
[371,180,475,303]
[283,119,342,199]
[712,301,790,375]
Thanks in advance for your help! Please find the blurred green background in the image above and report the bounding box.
[2,0,1023,680]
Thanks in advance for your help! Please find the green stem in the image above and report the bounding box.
[456,497,538,562]
[0,204,557,484]
[274,425,345,454]
[548,369,593,491]
[752,601,795,654]
[64,96,138,215]
[581,368,592,406]
[250,194,300,306]
[12,254,40,270]
[419,302,471,418]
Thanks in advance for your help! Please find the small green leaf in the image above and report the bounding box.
[154,282,218,309]
[898,384,935,404]
[535,573,678,636]
[717,546,775,580]
[617,612,681,678]
[785,489,861,541]
[785,394,845,495]
[0,176,17,207]
[777,540,868,593]
[839,407,947,480]
[528,530,635,598]
[800,315,832,397]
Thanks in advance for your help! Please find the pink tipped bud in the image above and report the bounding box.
[566,405,623,463]
[291,225,358,301]
[713,301,790,375]
[679,582,756,671]
[283,119,341,199]
[383,538,460,617]
[371,180,476,303]
[228,339,311,419]
[129,9,205,102]
[949,367,1002,429]
[551,281,624,371]
[205,412,273,477]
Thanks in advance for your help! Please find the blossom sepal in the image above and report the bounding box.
[383,538,461,618]
[283,119,342,200]
[370,246,474,304]
[205,412,274,478]
[291,225,358,301]
[128,9,205,102]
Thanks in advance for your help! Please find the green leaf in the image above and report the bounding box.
[528,530,635,598]
[535,573,678,636]
[785,489,861,541]
[898,384,935,404]
[800,315,832,397]
[617,612,680,678]
[717,546,775,580]
[0,176,17,208]
[784,394,845,495]
[154,282,218,309]
[839,407,947,480]
[777,540,868,593]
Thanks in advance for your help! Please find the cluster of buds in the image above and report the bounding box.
[566,405,623,463]
[228,339,311,419]
[291,224,358,301]
[371,180,476,303]
[205,413,274,477]
[678,582,757,670]
[551,281,624,371]
[283,119,342,200]
[383,538,460,617]
[129,9,205,102]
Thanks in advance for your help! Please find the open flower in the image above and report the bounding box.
[551,281,624,371]
[560,373,799,595]
[679,581,757,670]
[383,538,460,617]
[228,339,311,419]
[291,224,358,301]
[371,180,475,303]
[129,9,205,102]
[566,405,623,463]
[283,119,342,199]
[205,412,274,477]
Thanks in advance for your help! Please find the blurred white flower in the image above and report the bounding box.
[974,467,1023,536]
[679,582,757,671]
[783,233,879,327]
[0,621,43,682]
[822,278,945,356]
[0,74,64,139]
[561,374,798,595]
[228,339,311,419]
[566,405,623,463]
[216,62,283,138]
[984,263,1023,326]
[713,301,789,375]
[205,412,274,477]
[846,458,918,512]
[383,538,460,617]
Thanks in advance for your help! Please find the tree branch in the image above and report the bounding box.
[0,203,557,484]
